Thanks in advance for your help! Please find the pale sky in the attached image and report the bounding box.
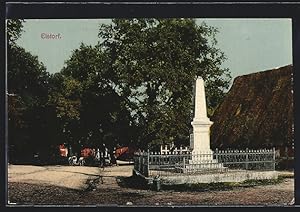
[16,18,292,82]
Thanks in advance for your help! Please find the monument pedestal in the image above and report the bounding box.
[184,150,226,173]
[183,76,226,173]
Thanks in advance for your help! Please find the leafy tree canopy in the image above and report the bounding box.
[60,43,136,150]
[98,18,231,149]
[7,19,25,46]
[7,20,56,162]
[8,18,232,162]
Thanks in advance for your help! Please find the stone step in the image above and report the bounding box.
[188,159,218,164]
[185,163,224,169]
[175,165,228,174]
[181,160,228,174]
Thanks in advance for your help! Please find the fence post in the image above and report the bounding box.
[246,148,249,170]
[146,149,150,177]
[285,146,289,169]
[141,155,144,174]
[273,147,276,171]
[139,155,141,172]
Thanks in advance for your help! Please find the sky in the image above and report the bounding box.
[16,18,292,83]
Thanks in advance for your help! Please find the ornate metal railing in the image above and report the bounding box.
[133,148,276,177]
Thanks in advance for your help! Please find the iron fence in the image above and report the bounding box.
[214,148,275,171]
[133,148,276,177]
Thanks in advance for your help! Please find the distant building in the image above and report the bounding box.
[211,65,293,151]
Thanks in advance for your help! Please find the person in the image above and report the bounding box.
[78,157,85,166]
[111,147,117,166]
[73,156,77,165]
[100,144,106,168]
[68,155,77,165]
[95,148,101,164]
[104,146,110,165]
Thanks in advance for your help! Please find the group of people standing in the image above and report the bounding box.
[66,144,117,167]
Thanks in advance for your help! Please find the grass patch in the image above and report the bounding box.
[161,177,284,192]
[278,173,294,179]
[239,177,284,187]
[161,182,237,192]
[117,175,150,190]
[119,172,291,192]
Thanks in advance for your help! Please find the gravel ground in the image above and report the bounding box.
[7,164,294,206]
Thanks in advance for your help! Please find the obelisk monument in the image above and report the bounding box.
[190,76,213,155]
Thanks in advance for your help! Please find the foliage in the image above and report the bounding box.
[7,20,65,163]
[60,43,136,150]
[46,73,83,151]
[7,19,25,46]
[7,18,231,163]
[7,45,52,161]
[99,18,231,149]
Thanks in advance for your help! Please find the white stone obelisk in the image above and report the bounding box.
[190,76,213,155]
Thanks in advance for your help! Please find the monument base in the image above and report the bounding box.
[181,150,227,173]
[182,163,228,174]
[191,149,214,161]
[156,171,279,184]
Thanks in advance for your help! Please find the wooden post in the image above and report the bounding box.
[141,155,144,174]
[139,156,141,172]
[146,149,150,177]
[245,148,249,170]
[143,155,146,176]
[273,147,276,171]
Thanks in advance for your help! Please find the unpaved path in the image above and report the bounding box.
[8,165,101,190]
[7,164,294,206]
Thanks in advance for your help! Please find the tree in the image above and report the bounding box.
[7,19,25,46]
[60,43,136,151]
[99,18,231,149]
[47,73,82,151]
[7,20,54,163]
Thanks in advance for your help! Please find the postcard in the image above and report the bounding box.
[6,17,294,207]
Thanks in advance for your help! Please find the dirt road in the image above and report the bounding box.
[7,164,294,206]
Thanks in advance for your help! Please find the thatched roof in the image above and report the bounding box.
[210,65,293,149]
